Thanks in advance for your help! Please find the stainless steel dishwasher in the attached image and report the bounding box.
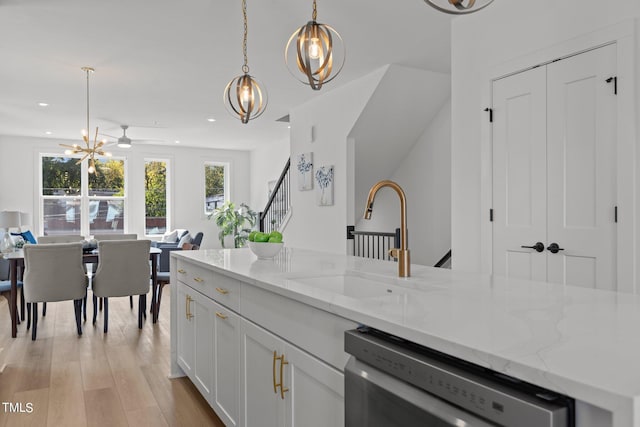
[345,327,574,427]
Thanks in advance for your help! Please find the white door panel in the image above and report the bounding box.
[546,44,617,289]
[493,44,617,289]
[492,66,547,281]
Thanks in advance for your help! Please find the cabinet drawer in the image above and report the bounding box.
[175,260,240,311]
[206,271,241,312]
[175,260,190,284]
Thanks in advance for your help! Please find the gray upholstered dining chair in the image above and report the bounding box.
[22,243,87,340]
[93,233,138,308]
[0,258,24,324]
[154,242,200,320]
[37,234,87,318]
[92,239,151,332]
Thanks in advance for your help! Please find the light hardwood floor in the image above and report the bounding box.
[0,290,224,427]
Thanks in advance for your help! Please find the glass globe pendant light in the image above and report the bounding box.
[285,0,345,91]
[223,0,267,124]
[423,0,494,14]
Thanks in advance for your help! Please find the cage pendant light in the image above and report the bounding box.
[423,0,494,14]
[59,67,111,174]
[285,0,345,91]
[223,0,267,124]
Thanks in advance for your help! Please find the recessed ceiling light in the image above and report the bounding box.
[45,131,52,135]
[175,140,181,144]
[38,102,49,107]
[287,126,291,129]
[207,118,216,122]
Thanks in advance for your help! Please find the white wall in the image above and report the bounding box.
[356,99,452,266]
[451,0,640,272]
[287,67,388,253]
[249,138,290,215]
[0,135,251,249]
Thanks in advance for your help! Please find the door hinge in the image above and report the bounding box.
[489,209,494,222]
[484,107,493,123]
[615,206,618,223]
[606,76,617,95]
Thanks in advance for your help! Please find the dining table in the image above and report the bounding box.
[5,246,162,338]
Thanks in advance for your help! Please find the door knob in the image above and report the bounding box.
[521,242,544,253]
[546,243,564,254]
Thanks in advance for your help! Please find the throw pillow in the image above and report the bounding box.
[178,232,192,248]
[161,229,178,243]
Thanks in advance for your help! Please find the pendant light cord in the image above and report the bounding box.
[312,0,317,21]
[242,0,249,74]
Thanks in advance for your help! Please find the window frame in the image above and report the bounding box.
[39,153,128,237]
[144,157,171,237]
[203,161,229,215]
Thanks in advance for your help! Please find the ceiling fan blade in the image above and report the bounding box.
[98,132,119,139]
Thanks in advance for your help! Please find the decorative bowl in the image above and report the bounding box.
[248,241,283,259]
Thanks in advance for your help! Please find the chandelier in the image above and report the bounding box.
[285,0,345,90]
[60,67,111,174]
[423,0,494,14]
[223,0,267,124]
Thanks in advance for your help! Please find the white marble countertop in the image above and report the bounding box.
[173,247,640,424]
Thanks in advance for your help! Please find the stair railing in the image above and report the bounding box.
[259,158,291,233]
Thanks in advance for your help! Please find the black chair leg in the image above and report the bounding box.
[156,283,166,321]
[31,302,38,341]
[99,297,103,311]
[103,298,108,333]
[20,288,25,321]
[92,295,98,325]
[129,295,133,309]
[26,303,31,330]
[74,300,82,336]
[82,295,87,321]
[42,302,47,317]
[138,295,143,329]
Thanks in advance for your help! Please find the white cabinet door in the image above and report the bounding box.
[211,301,240,427]
[241,319,284,427]
[546,44,617,289]
[176,282,195,376]
[240,318,345,427]
[492,65,548,281]
[191,289,214,402]
[284,342,344,427]
[493,44,617,288]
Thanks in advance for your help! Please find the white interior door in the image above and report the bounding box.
[492,44,617,289]
[492,66,547,281]
[546,44,617,289]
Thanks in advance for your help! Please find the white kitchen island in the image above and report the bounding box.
[170,247,640,427]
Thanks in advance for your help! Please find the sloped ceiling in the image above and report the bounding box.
[350,65,450,220]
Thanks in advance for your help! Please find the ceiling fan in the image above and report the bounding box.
[100,125,164,148]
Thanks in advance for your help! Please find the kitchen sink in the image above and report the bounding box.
[289,271,407,299]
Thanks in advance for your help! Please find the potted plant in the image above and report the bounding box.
[208,201,257,248]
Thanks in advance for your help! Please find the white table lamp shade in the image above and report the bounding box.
[0,211,21,229]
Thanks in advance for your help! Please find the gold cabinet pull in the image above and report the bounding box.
[272,351,278,394]
[215,287,229,295]
[279,354,289,399]
[185,295,194,320]
[177,269,187,274]
[193,277,204,283]
[215,312,228,320]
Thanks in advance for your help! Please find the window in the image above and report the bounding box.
[145,159,168,235]
[41,155,127,237]
[204,163,227,214]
